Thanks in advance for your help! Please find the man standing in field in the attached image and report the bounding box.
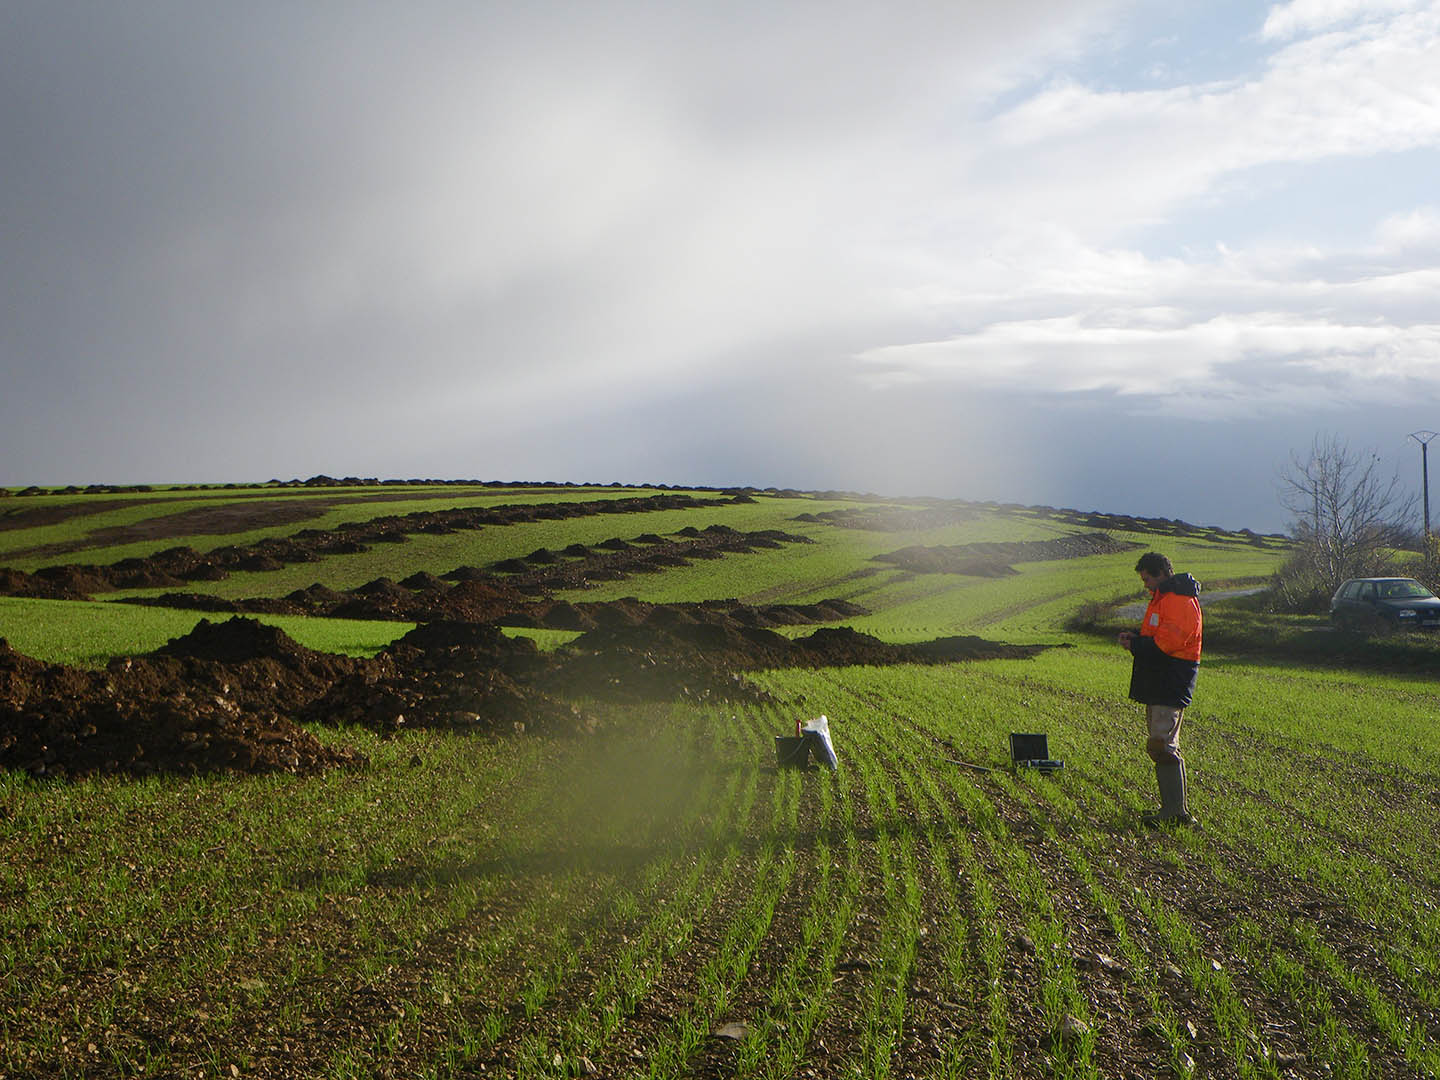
[1117,552,1202,827]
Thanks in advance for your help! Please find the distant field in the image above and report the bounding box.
[6,482,1439,1078]
[0,483,703,571]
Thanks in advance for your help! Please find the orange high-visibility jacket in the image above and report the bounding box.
[1139,575,1203,661]
[1128,572,1202,707]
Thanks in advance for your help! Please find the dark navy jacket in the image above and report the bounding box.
[1127,572,1202,707]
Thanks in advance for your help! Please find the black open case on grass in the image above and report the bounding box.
[1009,732,1063,773]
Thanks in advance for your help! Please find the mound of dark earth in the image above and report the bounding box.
[0,492,743,598]
[1,604,1045,780]
[568,619,1042,671]
[875,531,1142,575]
[0,632,364,781]
[300,622,590,737]
[800,506,982,531]
[539,617,1046,704]
[117,560,864,633]
[106,525,818,624]
[0,617,596,780]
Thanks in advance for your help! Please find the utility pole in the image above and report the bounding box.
[1411,430,1437,572]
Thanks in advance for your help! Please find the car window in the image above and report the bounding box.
[1340,582,1360,600]
[1388,580,1434,598]
[1359,583,1377,601]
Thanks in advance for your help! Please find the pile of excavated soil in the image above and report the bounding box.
[797,506,982,531]
[0,617,598,780]
[117,570,865,632]
[874,531,1142,575]
[0,629,364,781]
[0,493,740,598]
[299,622,592,737]
[1,605,1047,781]
[539,617,1046,704]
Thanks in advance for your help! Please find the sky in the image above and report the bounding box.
[3,0,1440,533]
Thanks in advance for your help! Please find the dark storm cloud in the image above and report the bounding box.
[2,1,1116,478]
[3,1,1437,536]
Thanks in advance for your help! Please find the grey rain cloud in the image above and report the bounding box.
[3,1,1439,532]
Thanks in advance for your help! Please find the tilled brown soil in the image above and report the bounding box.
[0,497,175,533]
[1,491,477,558]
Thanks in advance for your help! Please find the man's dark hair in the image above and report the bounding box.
[1135,552,1173,578]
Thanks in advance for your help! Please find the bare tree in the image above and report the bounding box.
[1275,434,1415,608]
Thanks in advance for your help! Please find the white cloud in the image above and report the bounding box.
[974,4,1440,246]
[847,2,1440,422]
[860,310,1440,417]
[1262,0,1426,41]
[859,201,1440,418]
[1374,206,1440,251]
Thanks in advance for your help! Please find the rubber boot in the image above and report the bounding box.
[1142,761,1195,827]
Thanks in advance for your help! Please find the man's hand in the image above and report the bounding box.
[1117,630,1135,648]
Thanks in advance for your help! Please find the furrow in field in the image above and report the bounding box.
[880,732,998,1077]
[541,704,805,1079]
[762,669,1010,1077]
[775,729,892,1076]
[1008,684,1440,1057]
[812,662,1410,1077]
[1018,758,1437,1077]
[936,662,1440,987]
[437,704,780,1079]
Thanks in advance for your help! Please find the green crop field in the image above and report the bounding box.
[3,482,1439,1078]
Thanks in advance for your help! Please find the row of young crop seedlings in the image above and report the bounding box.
[443,675,959,1080]
[355,700,792,1079]
[3,718,730,1077]
[0,731,421,1074]
[591,671,941,1080]
[535,696,881,1080]
[1017,751,1421,1079]
[7,691,848,1080]
[957,658,1440,1080]
[20,658,1432,1079]
[805,661,1215,1077]
[2,728,627,1077]
[740,666,1106,1080]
